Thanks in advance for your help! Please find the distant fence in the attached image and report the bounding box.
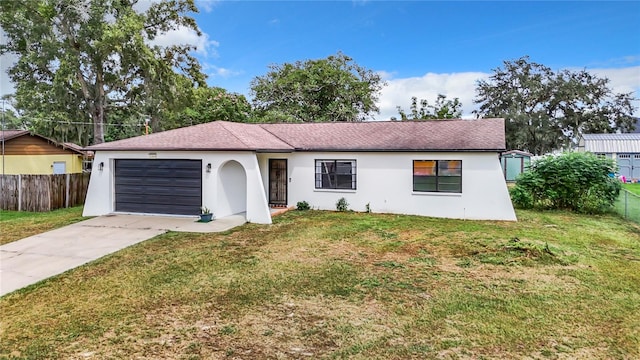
[614,189,640,224]
[0,173,90,212]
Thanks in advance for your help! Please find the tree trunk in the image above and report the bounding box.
[92,104,105,144]
[150,114,161,133]
[92,71,106,144]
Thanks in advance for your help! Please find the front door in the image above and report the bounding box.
[269,159,287,206]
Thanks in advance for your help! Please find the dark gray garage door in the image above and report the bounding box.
[115,159,202,215]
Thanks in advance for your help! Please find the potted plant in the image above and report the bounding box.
[199,206,214,222]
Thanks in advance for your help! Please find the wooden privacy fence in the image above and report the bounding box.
[0,173,90,212]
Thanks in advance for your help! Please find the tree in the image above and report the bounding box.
[510,152,620,214]
[474,56,636,155]
[394,94,462,120]
[161,86,252,129]
[0,0,206,145]
[0,95,27,130]
[250,52,385,122]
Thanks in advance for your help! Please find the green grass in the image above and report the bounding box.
[0,206,87,245]
[615,184,640,224]
[1,209,639,359]
[623,182,640,196]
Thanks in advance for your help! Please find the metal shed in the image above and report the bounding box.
[581,134,640,180]
[500,150,533,181]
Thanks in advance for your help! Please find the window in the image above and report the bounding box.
[413,160,462,193]
[315,160,356,190]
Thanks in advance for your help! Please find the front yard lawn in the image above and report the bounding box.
[0,206,87,245]
[1,210,639,359]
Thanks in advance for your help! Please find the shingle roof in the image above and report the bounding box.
[87,121,293,151]
[0,130,29,141]
[86,119,506,152]
[1,130,85,155]
[261,119,505,151]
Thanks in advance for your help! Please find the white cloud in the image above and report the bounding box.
[196,0,218,13]
[205,65,242,78]
[149,25,219,58]
[588,66,640,96]
[376,66,640,121]
[376,72,489,120]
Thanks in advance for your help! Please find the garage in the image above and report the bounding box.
[582,134,640,180]
[114,159,202,215]
[616,154,640,179]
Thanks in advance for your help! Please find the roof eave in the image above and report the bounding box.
[293,148,505,152]
[89,147,294,152]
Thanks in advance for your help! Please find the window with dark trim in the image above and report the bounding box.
[413,160,462,193]
[315,160,357,190]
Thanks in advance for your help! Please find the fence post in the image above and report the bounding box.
[625,190,628,219]
[65,173,70,208]
[17,174,22,212]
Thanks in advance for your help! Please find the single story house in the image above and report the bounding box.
[83,119,517,223]
[500,150,533,181]
[0,130,87,175]
[579,133,640,180]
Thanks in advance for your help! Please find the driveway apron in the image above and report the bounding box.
[0,214,246,296]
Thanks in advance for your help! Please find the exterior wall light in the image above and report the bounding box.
[98,162,104,171]
[206,163,212,173]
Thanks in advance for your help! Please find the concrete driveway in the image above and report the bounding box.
[0,214,246,296]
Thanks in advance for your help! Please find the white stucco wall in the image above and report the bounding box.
[257,151,516,221]
[82,151,272,224]
[217,160,248,218]
[84,150,516,224]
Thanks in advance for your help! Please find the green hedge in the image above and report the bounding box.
[510,152,621,214]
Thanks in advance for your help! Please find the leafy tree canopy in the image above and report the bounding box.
[162,86,252,130]
[0,0,206,145]
[250,52,385,122]
[474,56,636,155]
[394,94,462,120]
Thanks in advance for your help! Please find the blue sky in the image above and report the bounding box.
[188,0,640,119]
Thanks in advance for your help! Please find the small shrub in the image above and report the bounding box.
[296,201,311,211]
[336,197,349,212]
[510,152,620,214]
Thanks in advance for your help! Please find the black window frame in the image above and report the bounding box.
[413,160,462,193]
[315,159,357,190]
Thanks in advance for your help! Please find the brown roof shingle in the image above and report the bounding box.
[261,119,505,151]
[86,119,506,152]
[87,121,293,151]
[0,130,29,141]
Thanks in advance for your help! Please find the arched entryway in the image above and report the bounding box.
[217,160,247,217]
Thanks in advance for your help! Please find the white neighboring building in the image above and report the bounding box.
[580,133,640,179]
[83,119,517,223]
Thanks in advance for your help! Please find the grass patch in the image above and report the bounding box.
[1,209,639,359]
[0,206,87,245]
[623,182,640,196]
